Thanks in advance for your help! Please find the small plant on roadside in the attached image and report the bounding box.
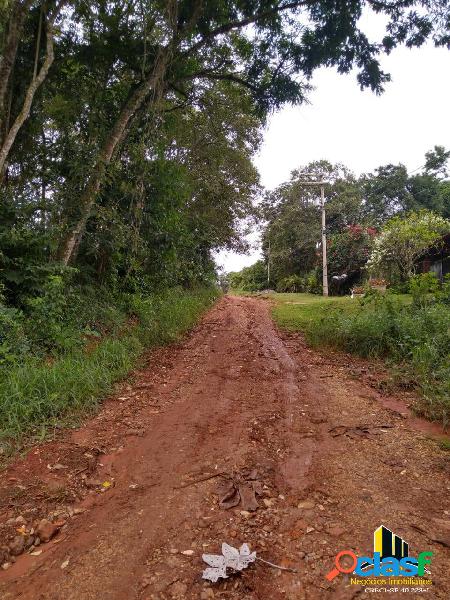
[409,272,440,307]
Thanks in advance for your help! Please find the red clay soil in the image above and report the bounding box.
[0,296,449,600]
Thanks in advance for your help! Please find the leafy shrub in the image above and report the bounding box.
[25,275,76,353]
[0,304,28,366]
[305,268,322,294]
[409,272,439,307]
[276,275,305,293]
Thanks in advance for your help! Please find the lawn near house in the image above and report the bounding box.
[270,292,356,331]
[270,291,450,426]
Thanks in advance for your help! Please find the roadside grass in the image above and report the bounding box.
[271,292,450,426]
[0,287,218,451]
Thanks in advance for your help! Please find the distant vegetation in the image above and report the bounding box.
[228,151,450,294]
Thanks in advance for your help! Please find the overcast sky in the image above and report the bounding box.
[215,15,450,273]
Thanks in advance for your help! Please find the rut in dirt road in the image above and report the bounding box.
[0,296,449,600]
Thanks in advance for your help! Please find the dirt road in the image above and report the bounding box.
[0,296,449,599]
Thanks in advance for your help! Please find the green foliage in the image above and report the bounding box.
[228,261,267,292]
[273,292,450,425]
[0,304,28,366]
[0,287,218,444]
[328,225,376,292]
[276,275,305,293]
[368,210,450,282]
[409,273,440,307]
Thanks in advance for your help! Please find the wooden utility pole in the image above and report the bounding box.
[298,180,329,297]
[320,184,328,296]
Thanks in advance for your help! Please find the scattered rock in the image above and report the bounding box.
[1,562,11,570]
[15,516,26,525]
[170,581,187,597]
[297,500,315,510]
[36,518,63,543]
[0,547,10,563]
[181,549,194,556]
[198,518,210,529]
[24,535,35,549]
[327,526,346,537]
[9,536,25,556]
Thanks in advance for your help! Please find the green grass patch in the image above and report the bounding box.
[271,292,450,426]
[0,287,218,449]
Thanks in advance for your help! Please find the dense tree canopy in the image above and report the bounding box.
[1,1,449,304]
[244,149,450,294]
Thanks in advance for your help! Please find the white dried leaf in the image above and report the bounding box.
[238,543,256,569]
[222,542,240,569]
[203,554,226,568]
[202,566,228,582]
[201,543,256,582]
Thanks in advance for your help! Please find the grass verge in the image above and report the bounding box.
[0,287,218,449]
[271,292,450,426]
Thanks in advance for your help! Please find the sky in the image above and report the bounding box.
[215,13,450,273]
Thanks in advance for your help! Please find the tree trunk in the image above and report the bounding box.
[57,48,171,265]
[0,0,34,141]
[0,14,56,176]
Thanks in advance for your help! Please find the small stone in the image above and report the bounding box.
[198,518,210,529]
[15,516,26,525]
[1,562,11,570]
[24,535,35,549]
[297,500,315,510]
[263,498,275,508]
[200,588,215,599]
[181,549,194,556]
[306,526,315,534]
[170,581,187,597]
[327,526,346,537]
[240,511,251,518]
[229,530,237,538]
[36,519,60,543]
[9,536,25,556]
[169,548,179,554]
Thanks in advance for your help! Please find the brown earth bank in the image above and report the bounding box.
[0,295,448,600]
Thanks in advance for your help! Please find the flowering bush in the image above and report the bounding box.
[367,210,450,282]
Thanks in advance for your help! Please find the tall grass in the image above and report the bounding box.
[0,287,218,445]
[273,292,450,425]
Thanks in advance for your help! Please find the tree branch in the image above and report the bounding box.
[182,0,308,57]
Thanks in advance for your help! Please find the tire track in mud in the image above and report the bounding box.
[0,296,448,600]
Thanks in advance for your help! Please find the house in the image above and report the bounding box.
[418,233,450,281]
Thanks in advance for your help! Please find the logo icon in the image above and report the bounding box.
[326,525,433,581]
